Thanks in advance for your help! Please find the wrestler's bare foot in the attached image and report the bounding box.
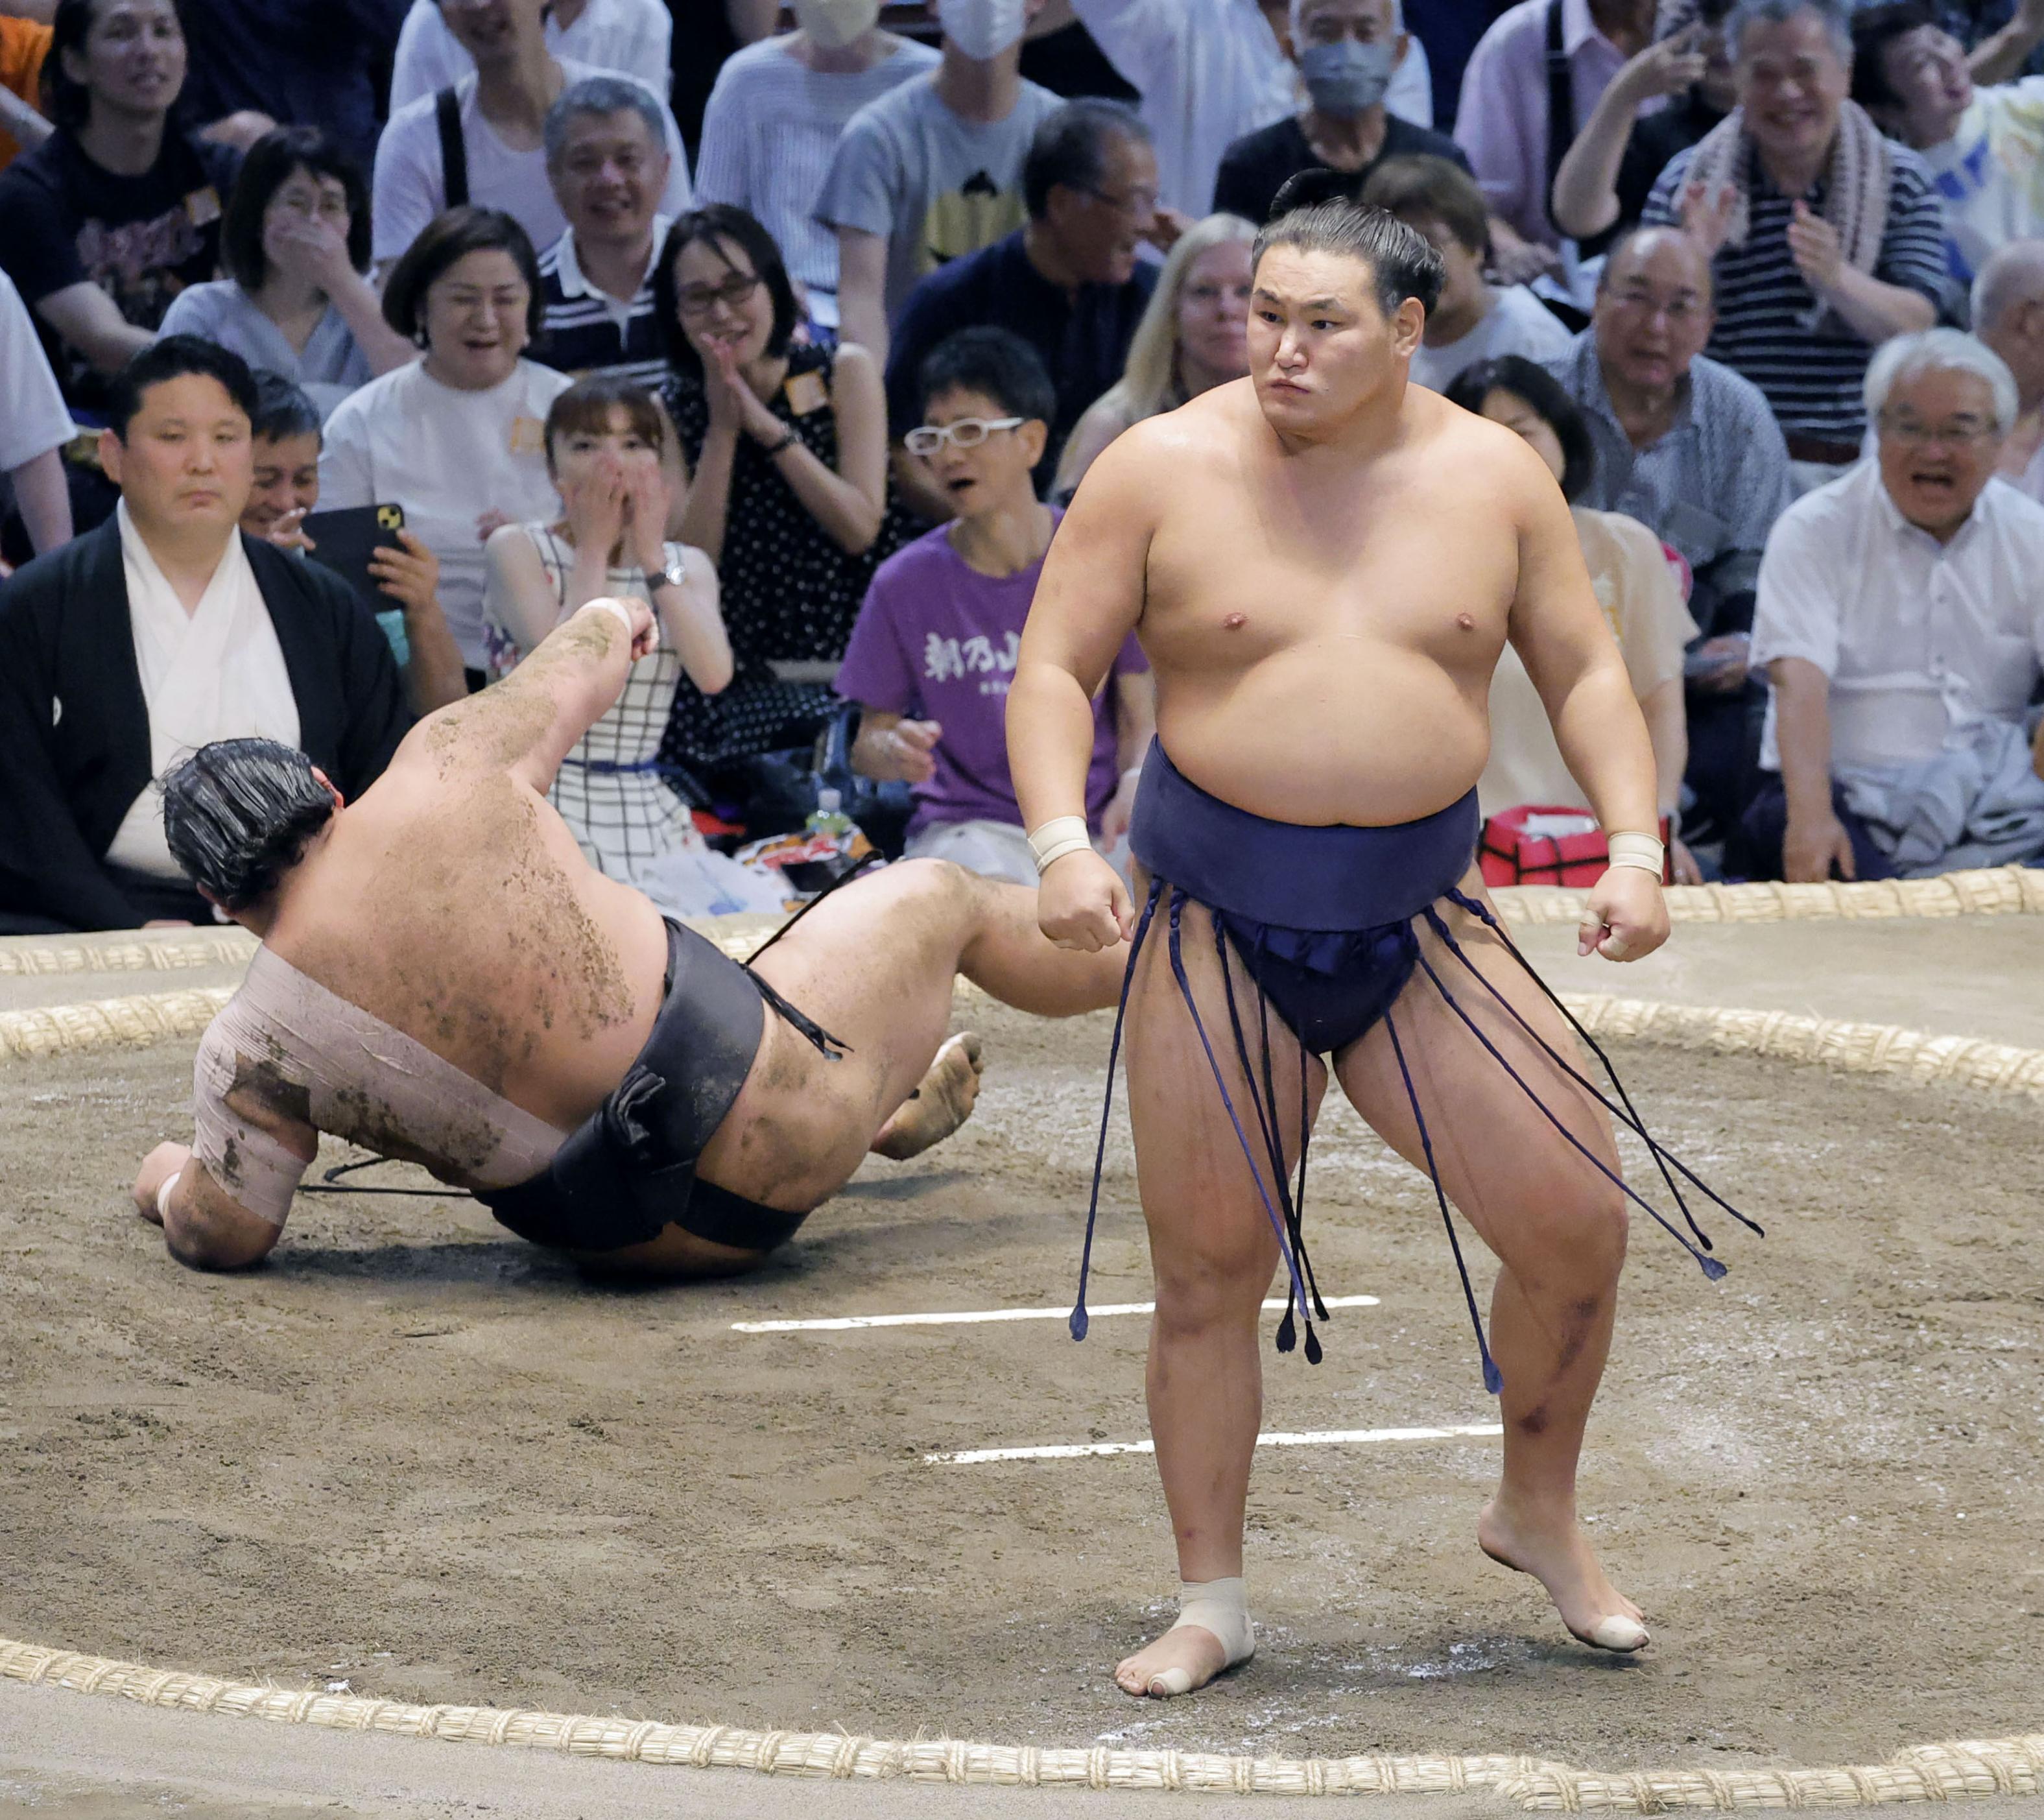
[1478,1496,1648,1652]
[870,1032,984,1160]
[1113,1625,1234,1699]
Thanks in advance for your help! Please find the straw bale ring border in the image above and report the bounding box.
[5,865,2042,1801]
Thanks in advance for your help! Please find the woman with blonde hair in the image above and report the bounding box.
[1053,213,1256,496]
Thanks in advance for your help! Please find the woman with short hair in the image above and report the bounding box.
[1053,213,1256,497]
[318,206,573,684]
[1444,356,1704,883]
[160,125,414,418]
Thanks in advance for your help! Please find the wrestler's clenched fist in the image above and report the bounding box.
[1579,863,1670,962]
[1037,848,1134,952]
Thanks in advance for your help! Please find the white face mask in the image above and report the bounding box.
[790,0,882,50]
[935,0,1029,60]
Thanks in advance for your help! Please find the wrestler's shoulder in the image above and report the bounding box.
[1072,383,1253,496]
[1404,385,1562,501]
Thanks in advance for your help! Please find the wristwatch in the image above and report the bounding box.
[648,557,690,593]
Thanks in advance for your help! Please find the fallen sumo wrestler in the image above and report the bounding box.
[1007,173,1759,1701]
[128,591,1129,1280]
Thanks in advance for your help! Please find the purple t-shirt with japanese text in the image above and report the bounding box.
[834,514,1147,838]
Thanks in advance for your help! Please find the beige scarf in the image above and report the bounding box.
[1681,99,1893,329]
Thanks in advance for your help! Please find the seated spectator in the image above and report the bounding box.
[482,376,748,913]
[390,0,672,114]
[1361,154,1574,391]
[158,126,414,420]
[1444,355,1703,881]
[1214,0,1464,228]
[1551,0,1739,248]
[1545,225,1792,844]
[884,99,1160,508]
[1643,0,1944,489]
[0,337,409,934]
[241,374,467,716]
[530,76,674,388]
[0,0,239,405]
[1054,210,1255,494]
[838,326,1152,883]
[320,208,574,682]
[0,8,52,169]
[175,0,407,171]
[695,2,937,335]
[1068,0,1436,217]
[1852,0,2044,299]
[370,0,689,279]
[1455,0,1660,270]
[655,206,910,800]
[1972,237,2044,499]
[1737,329,2044,881]
[0,265,74,559]
[814,0,1065,368]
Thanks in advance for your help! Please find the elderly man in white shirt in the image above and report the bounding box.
[1739,328,2044,882]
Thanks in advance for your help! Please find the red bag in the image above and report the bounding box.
[1479,807,1672,887]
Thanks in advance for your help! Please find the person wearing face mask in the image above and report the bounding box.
[695,0,938,335]
[1853,0,2044,298]
[320,208,575,686]
[883,99,1163,509]
[1213,0,1467,230]
[815,0,1067,370]
[388,0,672,114]
[370,0,691,283]
[1060,0,1435,219]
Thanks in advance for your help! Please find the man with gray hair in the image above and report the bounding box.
[1214,0,1468,228]
[531,77,674,387]
[1972,239,2044,503]
[1642,0,1945,490]
[370,0,690,278]
[1736,328,2044,880]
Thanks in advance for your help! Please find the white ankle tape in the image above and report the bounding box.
[1170,1576,1255,1667]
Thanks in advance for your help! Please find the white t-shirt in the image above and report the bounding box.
[318,358,575,668]
[1410,283,1576,394]
[388,0,672,110]
[0,267,74,471]
[1071,0,1434,216]
[1920,78,2044,292]
[695,33,940,326]
[372,57,691,267]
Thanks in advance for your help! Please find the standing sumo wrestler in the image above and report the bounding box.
[1008,173,1754,1699]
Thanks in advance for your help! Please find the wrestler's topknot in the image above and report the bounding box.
[1254,177,1446,322]
[161,738,337,912]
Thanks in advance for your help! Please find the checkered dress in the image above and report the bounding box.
[486,525,705,885]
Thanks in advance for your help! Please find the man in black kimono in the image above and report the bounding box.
[0,336,409,935]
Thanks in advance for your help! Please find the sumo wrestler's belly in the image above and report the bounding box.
[1152,642,1493,828]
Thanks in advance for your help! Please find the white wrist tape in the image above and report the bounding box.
[157,1170,182,1220]
[1605,831,1665,876]
[582,597,636,640]
[1027,815,1093,875]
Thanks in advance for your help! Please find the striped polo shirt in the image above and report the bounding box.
[531,218,669,392]
[1641,142,1945,444]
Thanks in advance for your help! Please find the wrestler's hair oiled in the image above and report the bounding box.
[1254,176,1445,320]
[161,739,337,913]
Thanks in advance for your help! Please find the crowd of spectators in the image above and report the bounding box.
[1,0,2041,938]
